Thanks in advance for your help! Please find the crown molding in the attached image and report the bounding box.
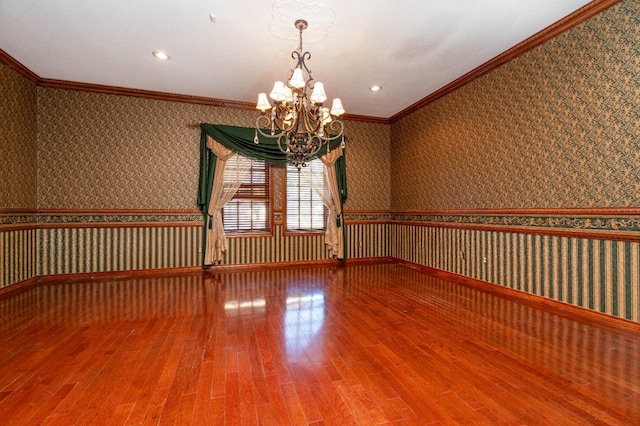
[37,79,389,123]
[0,49,40,83]
[341,113,390,124]
[389,0,622,123]
[39,78,257,110]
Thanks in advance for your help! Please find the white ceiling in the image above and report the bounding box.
[0,0,592,119]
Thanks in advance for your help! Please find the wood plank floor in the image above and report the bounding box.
[0,263,638,425]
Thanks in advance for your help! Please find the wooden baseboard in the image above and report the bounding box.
[38,266,205,285]
[0,277,39,300]
[393,258,640,335]
[0,267,204,298]
[1,258,390,297]
[203,257,392,274]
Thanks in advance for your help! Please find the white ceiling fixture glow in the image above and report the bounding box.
[152,50,170,60]
[370,85,382,92]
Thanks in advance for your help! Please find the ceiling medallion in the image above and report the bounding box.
[269,0,335,44]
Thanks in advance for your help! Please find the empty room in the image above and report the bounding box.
[1,0,638,424]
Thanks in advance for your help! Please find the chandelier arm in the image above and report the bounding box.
[256,125,277,139]
[308,135,324,153]
[320,120,345,142]
[256,115,289,141]
[272,116,291,133]
[256,114,273,132]
[305,77,315,95]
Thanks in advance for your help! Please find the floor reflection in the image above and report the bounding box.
[1,264,639,423]
[223,298,266,314]
[285,290,326,364]
[0,275,206,328]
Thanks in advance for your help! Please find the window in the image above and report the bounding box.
[286,159,327,232]
[223,157,270,233]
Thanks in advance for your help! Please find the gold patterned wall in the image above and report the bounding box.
[37,89,255,210]
[391,1,639,210]
[342,121,390,211]
[36,88,389,211]
[0,64,38,288]
[0,64,37,209]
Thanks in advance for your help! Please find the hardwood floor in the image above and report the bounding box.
[0,263,638,425]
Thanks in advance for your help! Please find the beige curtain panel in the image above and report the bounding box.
[319,146,344,259]
[205,137,252,264]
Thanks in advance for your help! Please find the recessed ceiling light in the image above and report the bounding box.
[370,85,382,92]
[152,50,170,60]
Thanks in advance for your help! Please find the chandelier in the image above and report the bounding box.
[255,19,345,169]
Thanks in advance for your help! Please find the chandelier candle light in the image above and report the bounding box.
[255,19,345,169]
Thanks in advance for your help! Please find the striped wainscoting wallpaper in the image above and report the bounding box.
[39,226,203,276]
[346,222,391,260]
[35,222,390,277]
[0,228,38,289]
[390,224,640,322]
[220,223,390,265]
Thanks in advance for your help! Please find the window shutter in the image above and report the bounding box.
[286,159,327,231]
[223,159,270,232]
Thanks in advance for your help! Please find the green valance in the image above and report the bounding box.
[198,124,347,212]
[200,124,344,166]
[201,124,289,166]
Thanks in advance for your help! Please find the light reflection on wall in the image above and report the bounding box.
[285,291,325,363]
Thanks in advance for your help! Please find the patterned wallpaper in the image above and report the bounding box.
[391,0,639,210]
[0,64,37,209]
[36,88,389,211]
[342,121,391,211]
[37,89,253,210]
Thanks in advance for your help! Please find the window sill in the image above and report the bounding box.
[283,229,326,236]
[226,230,273,238]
